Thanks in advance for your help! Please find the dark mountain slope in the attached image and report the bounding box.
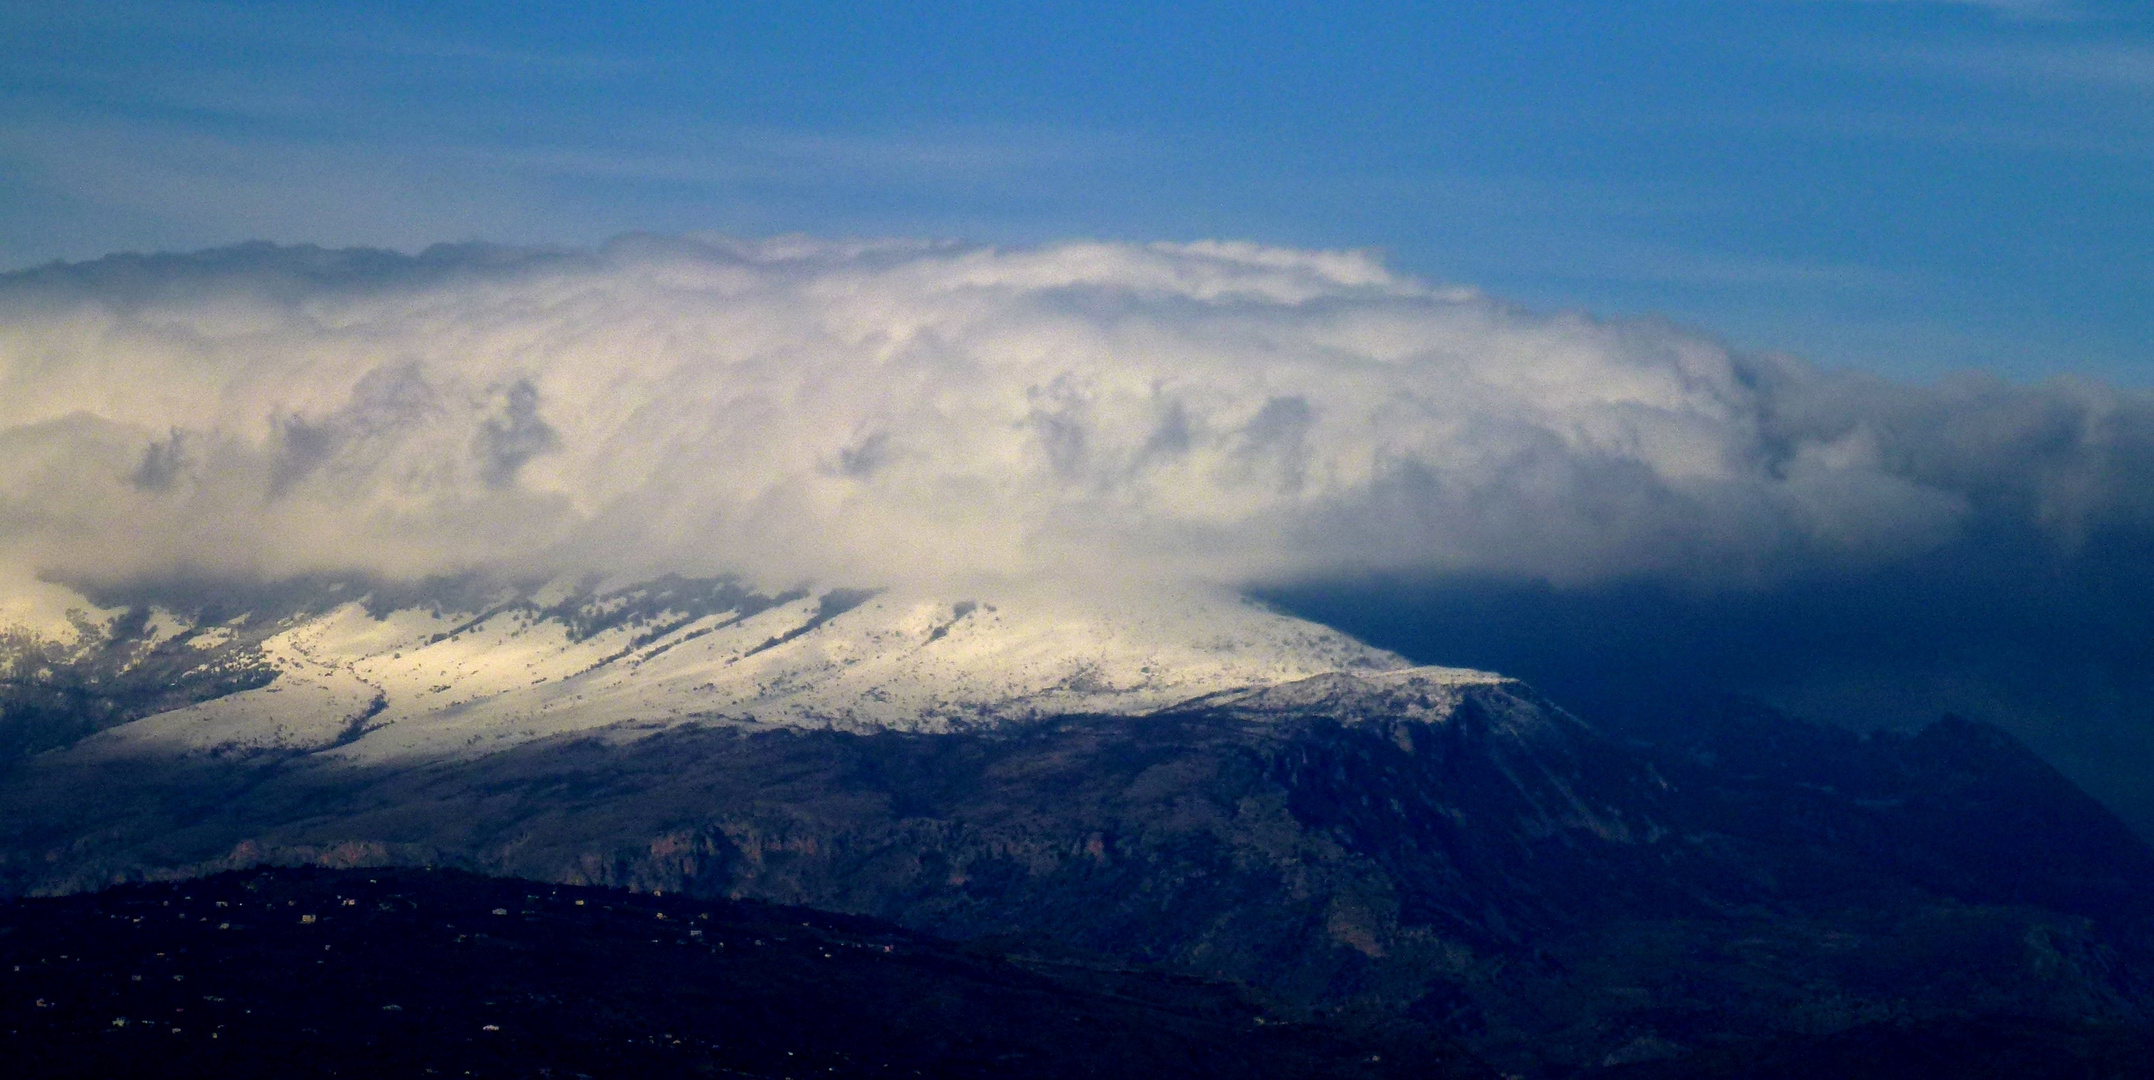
[4,679,2152,1074]
[0,866,1488,1080]
[1606,699,2154,921]
[1593,1015,2154,1080]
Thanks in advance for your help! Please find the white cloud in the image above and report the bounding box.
[0,236,2146,600]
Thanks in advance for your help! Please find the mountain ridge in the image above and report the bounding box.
[3,575,2152,1074]
[8,576,1451,762]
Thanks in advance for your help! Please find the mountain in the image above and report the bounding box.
[10,577,1417,758]
[3,576,2153,1076]
[0,865,1490,1079]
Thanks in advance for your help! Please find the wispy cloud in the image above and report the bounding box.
[1909,39,2154,89]
[1791,0,2086,19]
[1902,0,2076,15]
[0,107,1119,265]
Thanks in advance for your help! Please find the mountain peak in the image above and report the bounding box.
[31,578,1443,762]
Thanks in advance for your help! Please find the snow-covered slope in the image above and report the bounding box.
[43,579,1500,763]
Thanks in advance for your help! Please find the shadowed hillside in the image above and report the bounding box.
[0,866,1490,1080]
[5,687,2153,1075]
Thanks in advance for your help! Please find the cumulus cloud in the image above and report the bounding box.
[0,235,2149,599]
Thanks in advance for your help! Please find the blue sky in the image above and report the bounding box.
[2,0,2150,383]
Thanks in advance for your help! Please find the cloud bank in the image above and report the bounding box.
[0,235,2149,601]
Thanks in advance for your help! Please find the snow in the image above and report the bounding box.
[83,581,1506,762]
[0,572,120,647]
